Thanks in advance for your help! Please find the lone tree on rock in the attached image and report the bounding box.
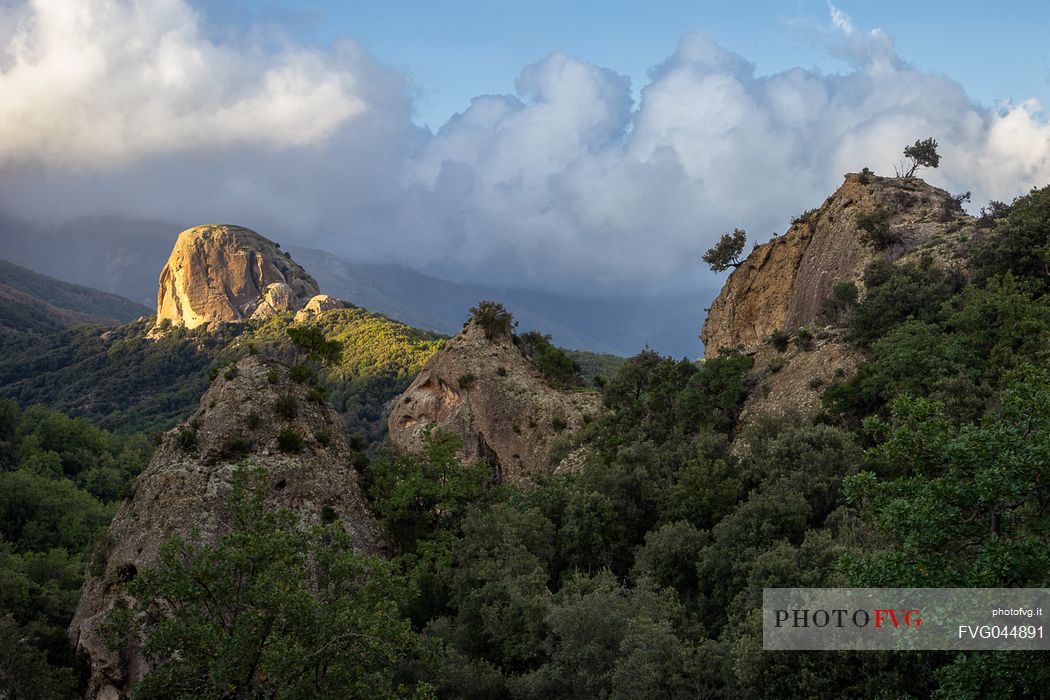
[702,228,747,272]
[897,137,940,178]
[468,300,516,339]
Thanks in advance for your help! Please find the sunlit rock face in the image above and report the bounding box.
[701,173,978,358]
[294,294,350,322]
[155,224,319,329]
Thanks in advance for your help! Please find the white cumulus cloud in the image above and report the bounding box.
[0,0,381,168]
[1,1,1050,297]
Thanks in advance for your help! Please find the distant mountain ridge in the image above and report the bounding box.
[0,259,149,333]
[290,246,705,357]
[0,214,707,357]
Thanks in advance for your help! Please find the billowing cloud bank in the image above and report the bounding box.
[2,0,1049,295]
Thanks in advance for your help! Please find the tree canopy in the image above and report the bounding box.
[702,228,747,272]
[104,467,432,699]
[468,301,515,339]
[898,137,940,177]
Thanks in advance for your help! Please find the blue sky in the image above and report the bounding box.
[3,0,1050,300]
[196,0,1050,131]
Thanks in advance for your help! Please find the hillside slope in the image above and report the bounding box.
[0,259,148,333]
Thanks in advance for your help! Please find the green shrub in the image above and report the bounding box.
[245,411,260,430]
[457,373,477,389]
[796,328,814,351]
[219,437,251,460]
[767,357,786,373]
[176,427,197,451]
[286,326,342,366]
[769,329,790,352]
[307,388,326,404]
[223,365,239,381]
[976,199,1012,228]
[971,184,1050,287]
[289,365,313,383]
[849,260,960,346]
[267,369,280,385]
[468,301,515,339]
[274,393,298,420]
[517,330,583,388]
[276,427,305,453]
[703,228,747,271]
[855,209,898,249]
[791,208,820,226]
[820,281,859,325]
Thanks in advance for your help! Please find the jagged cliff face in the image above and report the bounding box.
[155,225,319,329]
[388,322,602,484]
[701,173,977,358]
[68,356,383,699]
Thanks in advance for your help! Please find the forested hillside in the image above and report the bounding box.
[3,184,1048,699]
[0,309,443,438]
[352,184,1049,698]
[0,260,149,335]
[0,402,151,698]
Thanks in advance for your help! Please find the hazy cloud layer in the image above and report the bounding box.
[2,0,1050,295]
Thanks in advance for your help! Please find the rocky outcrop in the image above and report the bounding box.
[388,321,602,484]
[701,173,978,358]
[68,356,382,699]
[294,294,350,322]
[736,332,862,428]
[155,225,319,329]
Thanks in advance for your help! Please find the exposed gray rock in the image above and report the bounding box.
[68,356,382,699]
[294,294,350,322]
[388,321,602,484]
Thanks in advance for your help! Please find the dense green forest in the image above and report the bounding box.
[340,186,1047,698]
[0,308,442,438]
[0,401,151,698]
[3,186,1049,697]
[0,301,622,446]
[360,186,1046,698]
